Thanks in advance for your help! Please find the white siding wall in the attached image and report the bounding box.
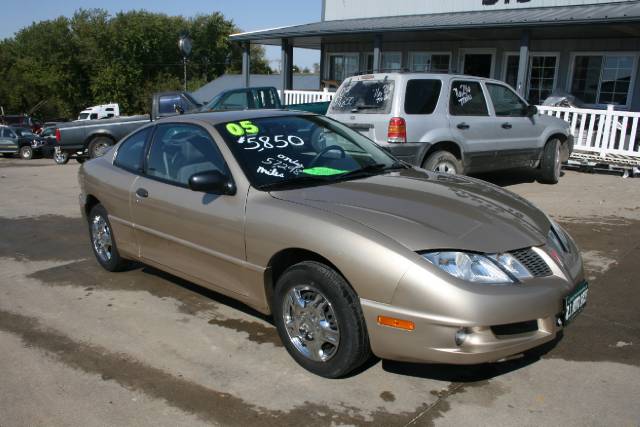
[323,0,634,20]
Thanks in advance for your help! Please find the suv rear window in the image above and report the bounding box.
[404,79,442,114]
[329,78,394,114]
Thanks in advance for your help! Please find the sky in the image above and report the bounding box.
[0,0,321,70]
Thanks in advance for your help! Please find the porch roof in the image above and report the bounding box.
[230,1,640,48]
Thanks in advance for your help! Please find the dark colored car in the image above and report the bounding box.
[0,126,47,159]
[1,115,43,134]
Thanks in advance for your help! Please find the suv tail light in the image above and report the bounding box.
[387,117,406,143]
[55,128,61,143]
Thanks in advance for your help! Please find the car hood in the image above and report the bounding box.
[270,169,550,253]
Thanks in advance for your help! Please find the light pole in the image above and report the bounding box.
[178,34,193,92]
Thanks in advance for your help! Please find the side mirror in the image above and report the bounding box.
[526,104,538,117]
[188,170,236,195]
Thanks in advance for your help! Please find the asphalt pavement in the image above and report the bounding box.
[0,158,638,426]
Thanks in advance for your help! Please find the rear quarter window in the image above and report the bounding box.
[329,78,394,114]
[404,79,442,114]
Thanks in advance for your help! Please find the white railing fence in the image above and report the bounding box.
[537,104,640,159]
[281,89,335,105]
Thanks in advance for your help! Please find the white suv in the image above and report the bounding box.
[326,72,573,183]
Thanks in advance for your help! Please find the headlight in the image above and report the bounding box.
[422,251,532,284]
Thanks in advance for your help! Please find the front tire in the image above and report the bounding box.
[423,150,462,174]
[273,261,371,378]
[540,138,561,184]
[19,146,33,160]
[88,204,128,272]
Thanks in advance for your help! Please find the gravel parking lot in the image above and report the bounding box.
[0,158,638,426]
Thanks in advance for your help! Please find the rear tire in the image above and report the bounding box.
[540,138,561,184]
[19,146,33,160]
[88,204,129,272]
[54,151,70,165]
[88,137,114,159]
[76,157,86,164]
[423,150,462,174]
[273,261,372,378]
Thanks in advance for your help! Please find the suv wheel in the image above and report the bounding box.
[19,146,33,160]
[423,150,462,174]
[273,261,372,378]
[540,138,561,184]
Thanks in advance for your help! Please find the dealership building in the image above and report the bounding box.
[231,0,640,110]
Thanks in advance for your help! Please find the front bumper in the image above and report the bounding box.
[361,298,562,364]
[361,245,584,365]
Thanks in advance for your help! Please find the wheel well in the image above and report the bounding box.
[264,248,345,313]
[84,195,100,220]
[422,141,462,166]
[548,133,568,144]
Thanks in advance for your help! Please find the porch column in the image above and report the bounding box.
[281,39,293,91]
[516,30,530,97]
[373,34,382,73]
[241,42,251,88]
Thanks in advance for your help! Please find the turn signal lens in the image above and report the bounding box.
[377,315,415,331]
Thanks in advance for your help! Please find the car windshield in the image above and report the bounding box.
[15,129,35,137]
[328,77,394,114]
[215,115,404,190]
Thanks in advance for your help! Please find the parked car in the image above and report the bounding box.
[326,72,574,183]
[55,88,329,164]
[0,126,47,159]
[1,114,43,134]
[79,110,586,378]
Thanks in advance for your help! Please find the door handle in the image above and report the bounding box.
[502,122,513,129]
[457,123,470,130]
[136,188,149,198]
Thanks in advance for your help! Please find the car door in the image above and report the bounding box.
[106,126,154,257]
[447,79,499,172]
[485,82,546,168]
[0,128,19,153]
[130,122,249,296]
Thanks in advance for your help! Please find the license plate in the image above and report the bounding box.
[564,281,588,324]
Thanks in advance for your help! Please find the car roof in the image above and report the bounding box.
[348,72,505,84]
[156,109,314,126]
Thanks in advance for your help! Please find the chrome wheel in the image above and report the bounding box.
[433,160,458,174]
[282,285,340,362]
[91,215,113,263]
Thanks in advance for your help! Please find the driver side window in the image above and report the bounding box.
[486,83,528,117]
[145,124,227,187]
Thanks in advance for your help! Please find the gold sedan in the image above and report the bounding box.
[79,110,587,378]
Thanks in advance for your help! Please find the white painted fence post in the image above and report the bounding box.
[600,104,614,158]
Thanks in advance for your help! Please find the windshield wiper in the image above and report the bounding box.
[350,105,380,112]
[256,175,331,191]
[334,161,408,181]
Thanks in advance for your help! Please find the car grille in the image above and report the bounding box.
[509,248,552,277]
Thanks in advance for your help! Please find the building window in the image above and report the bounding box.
[328,53,359,82]
[528,55,558,105]
[571,54,635,106]
[408,52,451,73]
[502,53,558,104]
[382,52,402,71]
